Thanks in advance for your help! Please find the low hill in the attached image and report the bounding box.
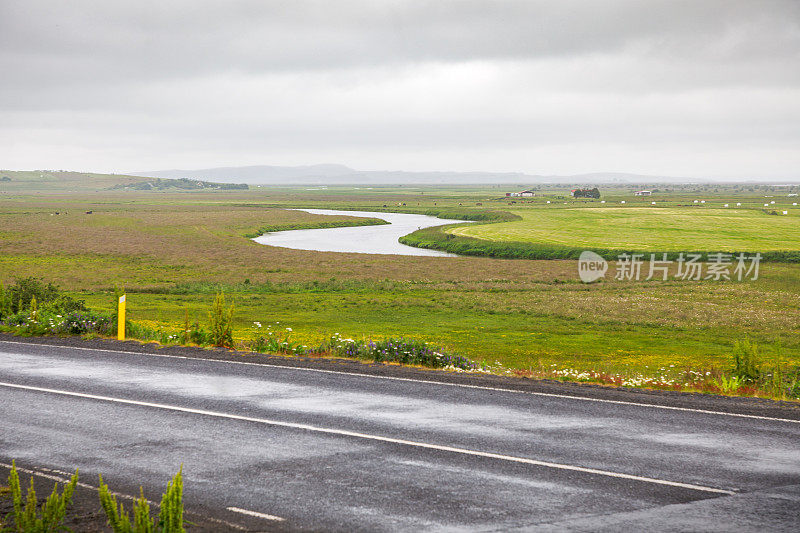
[0,170,144,192]
[0,170,247,192]
[137,164,689,185]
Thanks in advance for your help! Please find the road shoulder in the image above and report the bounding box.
[1,332,798,421]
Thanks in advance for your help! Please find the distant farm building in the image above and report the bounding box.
[634,190,652,196]
[506,190,535,197]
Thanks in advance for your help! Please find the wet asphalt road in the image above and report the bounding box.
[0,339,799,532]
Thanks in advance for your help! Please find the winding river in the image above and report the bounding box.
[252,208,467,256]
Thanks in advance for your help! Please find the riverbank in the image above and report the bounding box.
[253,208,469,256]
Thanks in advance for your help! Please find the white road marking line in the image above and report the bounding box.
[0,460,249,530]
[189,516,249,531]
[0,380,736,495]
[0,462,82,487]
[1,339,798,424]
[227,506,285,521]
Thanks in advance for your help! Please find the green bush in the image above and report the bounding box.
[5,460,78,533]
[7,278,58,314]
[98,467,185,533]
[3,277,87,316]
[208,293,234,348]
[732,339,761,383]
[1,308,112,337]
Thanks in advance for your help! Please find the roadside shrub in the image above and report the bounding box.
[54,311,113,335]
[3,277,87,316]
[0,307,112,337]
[323,334,484,371]
[99,467,185,533]
[208,293,234,348]
[7,278,58,314]
[5,460,79,533]
[0,278,118,339]
[244,324,485,371]
[732,339,761,383]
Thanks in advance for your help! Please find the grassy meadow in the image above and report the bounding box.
[2,175,799,394]
[450,207,800,252]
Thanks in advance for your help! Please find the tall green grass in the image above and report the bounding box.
[98,467,184,533]
[5,460,79,532]
[208,293,234,348]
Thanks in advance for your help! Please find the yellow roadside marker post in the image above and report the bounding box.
[117,294,126,340]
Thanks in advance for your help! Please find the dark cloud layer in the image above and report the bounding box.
[1,1,798,178]
[3,1,798,80]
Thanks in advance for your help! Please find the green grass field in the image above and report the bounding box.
[2,173,799,395]
[450,207,800,252]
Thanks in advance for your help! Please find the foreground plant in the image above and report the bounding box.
[732,338,760,383]
[208,292,234,348]
[5,460,78,533]
[98,467,184,533]
[712,374,743,393]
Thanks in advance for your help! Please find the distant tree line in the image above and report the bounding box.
[572,187,600,198]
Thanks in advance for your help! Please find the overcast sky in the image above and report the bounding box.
[1,0,799,179]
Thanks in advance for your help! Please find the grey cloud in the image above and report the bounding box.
[2,1,798,80]
[1,1,798,178]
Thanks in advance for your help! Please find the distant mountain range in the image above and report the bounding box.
[136,165,695,185]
